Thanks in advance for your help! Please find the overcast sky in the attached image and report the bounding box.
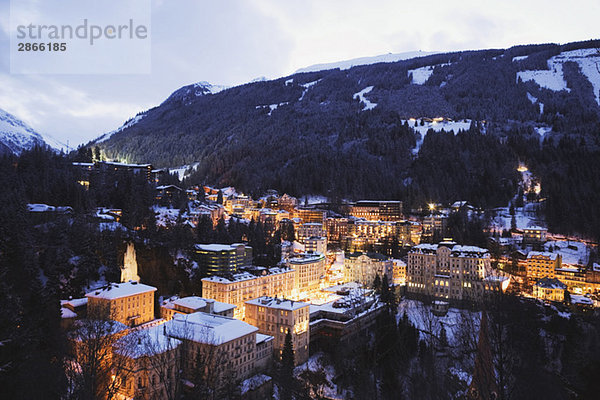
[0,0,598,148]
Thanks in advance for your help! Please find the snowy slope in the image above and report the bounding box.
[517,48,600,104]
[0,108,48,155]
[96,112,147,144]
[406,118,474,154]
[353,86,377,111]
[296,50,437,73]
[162,81,229,106]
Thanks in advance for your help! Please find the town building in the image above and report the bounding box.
[406,241,491,302]
[533,277,566,302]
[522,226,548,244]
[526,251,561,282]
[194,243,252,277]
[287,252,326,299]
[244,296,310,365]
[294,207,326,225]
[303,236,327,254]
[392,259,407,285]
[201,267,296,319]
[114,324,181,400]
[85,281,157,327]
[166,312,266,385]
[422,214,448,239]
[160,296,236,320]
[325,217,348,243]
[343,252,393,287]
[349,200,403,221]
[297,222,326,242]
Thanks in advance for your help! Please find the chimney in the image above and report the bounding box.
[206,299,215,314]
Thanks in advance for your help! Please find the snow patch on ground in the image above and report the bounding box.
[535,126,551,140]
[408,63,450,85]
[169,163,199,181]
[154,206,180,227]
[512,55,529,62]
[405,119,473,154]
[256,102,289,116]
[398,299,481,347]
[517,48,600,98]
[544,240,589,266]
[555,49,600,105]
[97,113,146,143]
[299,79,321,101]
[527,92,538,104]
[295,352,342,399]
[353,86,377,111]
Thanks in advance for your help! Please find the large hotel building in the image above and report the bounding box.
[406,241,492,302]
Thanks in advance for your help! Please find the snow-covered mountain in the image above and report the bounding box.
[0,108,49,155]
[295,50,438,73]
[162,81,229,106]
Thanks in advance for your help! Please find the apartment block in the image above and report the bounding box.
[343,252,393,287]
[245,297,310,365]
[526,251,561,281]
[406,241,491,302]
[202,267,295,319]
[86,281,157,327]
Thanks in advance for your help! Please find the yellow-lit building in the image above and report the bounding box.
[114,325,181,400]
[245,296,310,365]
[526,251,561,281]
[392,259,407,285]
[349,200,403,221]
[201,267,295,319]
[343,252,393,287]
[166,312,266,385]
[533,277,566,302]
[160,296,236,320]
[288,252,326,299]
[85,281,157,327]
[194,243,252,277]
[523,226,548,244]
[297,223,326,242]
[304,236,327,254]
[406,241,491,301]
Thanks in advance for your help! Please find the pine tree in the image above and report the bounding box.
[279,329,296,400]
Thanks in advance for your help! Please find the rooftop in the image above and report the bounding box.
[85,281,156,300]
[115,324,181,358]
[167,312,258,345]
[534,277,566,290]
[527,251,559,260]
[246,296,309,311]
[202,267,293,284]
[195,244,238,252]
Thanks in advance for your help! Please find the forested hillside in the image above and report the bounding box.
[93,40,600,239]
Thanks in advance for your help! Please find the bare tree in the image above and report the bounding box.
[64,303,137,400]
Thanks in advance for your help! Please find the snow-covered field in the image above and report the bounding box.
[544,240,589,266]
[408,63,450,85]
[404,118,473,154]
[168,163,199,181]
[517,48,600,104]
[353,86,377,111]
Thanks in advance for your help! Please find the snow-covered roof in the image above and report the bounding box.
[527,251,558,260]
[167,312,257,345]
[246,296,309,311]
[195,244,238,252]
[201,267,293,284]
[62,297,88,308]
[288,252,325,264]
[61,307,77,319]
[523,226,547,231]
[534,277,566,290]
[256,333,274,344]
[85,281,156,300]
[411,243,488,257]
[115,324,181,358]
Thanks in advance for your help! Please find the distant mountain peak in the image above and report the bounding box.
[0,108,48,155]
[295,50,438,73]
[163,81,229,106]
